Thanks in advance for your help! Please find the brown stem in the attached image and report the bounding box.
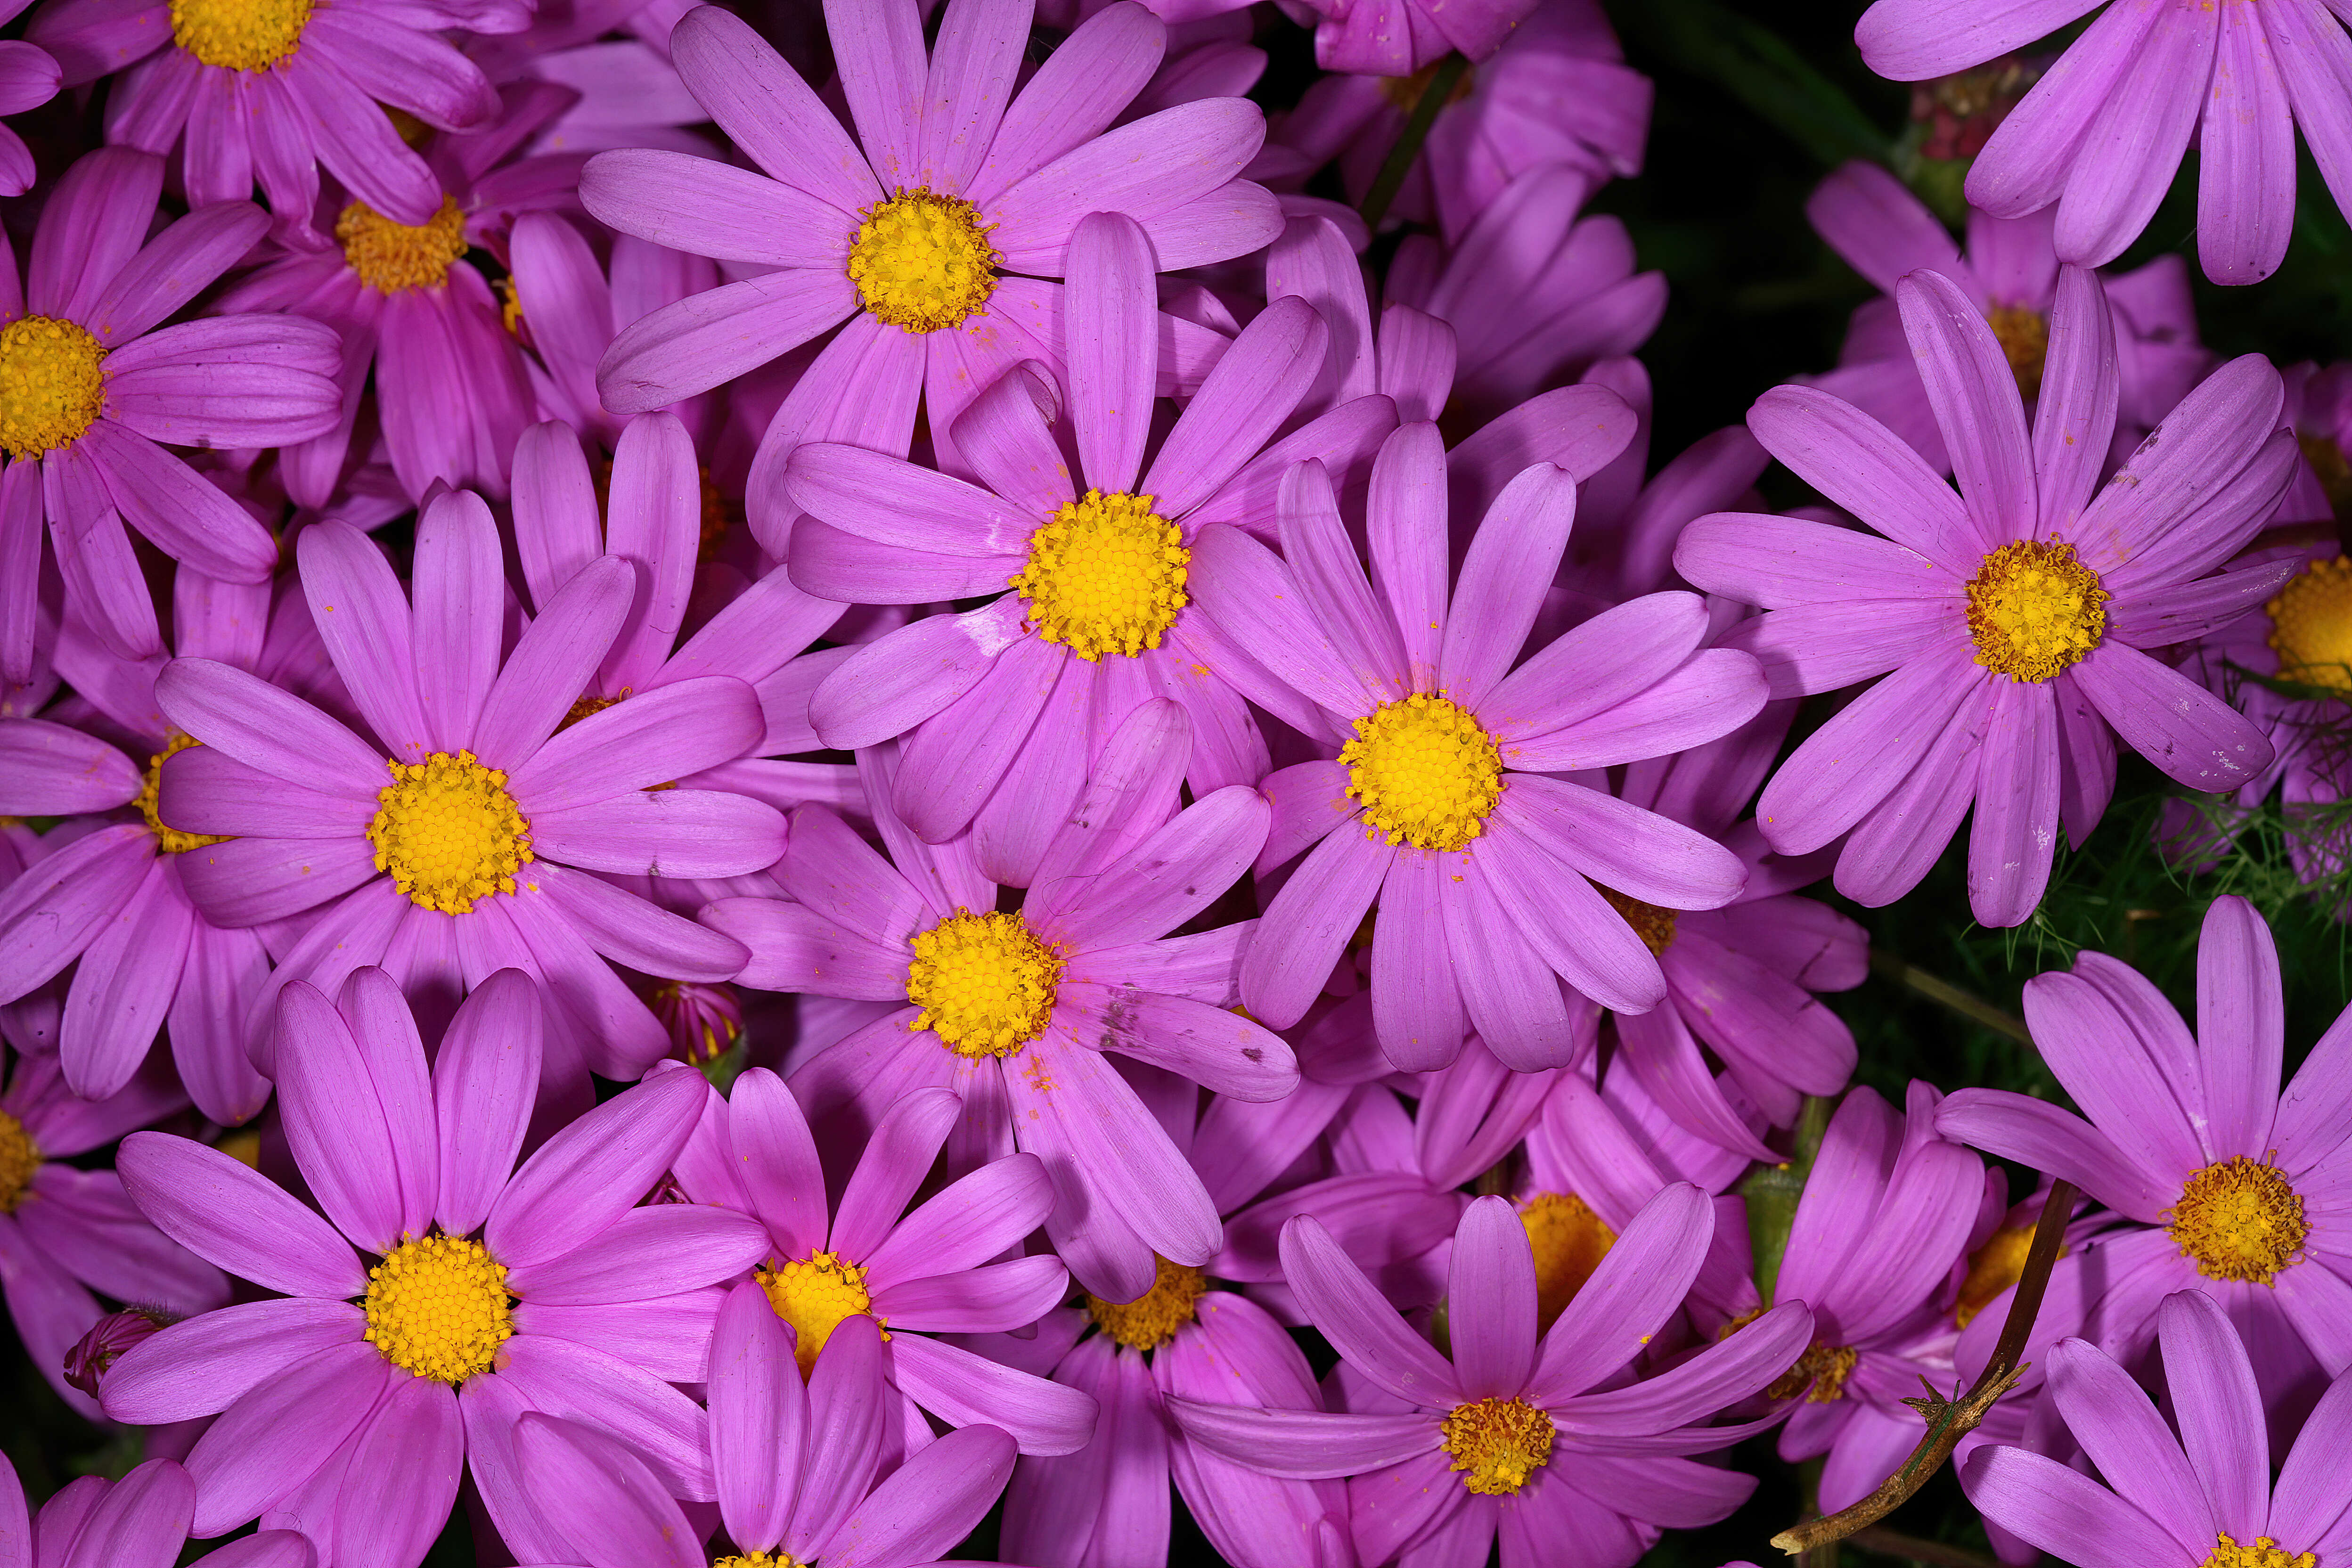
[1771,1178,2079,1555]
[1870,952,2033,1045]
[1357,53,1468,231]
[1850,1527,2006,1568]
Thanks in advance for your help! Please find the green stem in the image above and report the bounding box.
[1358,53,1468,232]
[1743,1093,1832,1308]
[1870,951,2033,1045]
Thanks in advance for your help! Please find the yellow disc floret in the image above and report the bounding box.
[136,733,229,855]
[1965,538,2108,683]
[1343,694,1504,851]
[366,751,534,915]
[713,1553,807,1568]
[2202,1536,2316,1568]
[756,1250,875,1377]
[1987,304,2049,404]
[1086,1256,1209,1351]
[0,316,107,460]
[1955,1222,2061,1328]
[847,188,999,334]
[1595,886,1679,957]
[338,196,470,294]
[905,910,1063,1057]
[362,1233,514,1383]
[0,1110,38,1214]
[171,0,310,70]
[1440,1396,1555,1495]
[2167,1156,2307,1284]
[1767,1338,1860,1404]
[2267,555,2352,694]
[1010,490,1191,662]
[1519,1192,1616,1332]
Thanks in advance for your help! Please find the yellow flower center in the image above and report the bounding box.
[0,316,107,461]
[1595,887,1678,957]
[171,0,311,70]
[338,197,470,294]
[905,910,1062,1058]
[1987,304,2049,403]
[2166,1156,2307,1284]
[1964,538,2107,683]
[756,1250,877,1378]
[560,691,626,730]
[1766,1338,1860,1403]
[0,1110,38,1214]
[1342,694,1504,851]
[1086,1256,1209,1351]
[361,1233,514,1383]
[2202,1536,2316,1568]
[847,188,1000,335]
[136,733,230,855]
[712,1554,806,1568]
[1439,1397,1554,1496]
[1008,490,1191,662]
[2298,433,2352,524]
[1519,1192,1616,1333]
[2267,555,2352,695]
[1955,1222,2062,1328]
[366,751,534,915]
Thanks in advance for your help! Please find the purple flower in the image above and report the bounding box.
[1675,267,2290,926]
[0,1043,227,1421]
[1,1454,316,1568]
[1274,0,1649,244]
[514,1294,1016,1568]
[505,215,720,451]
[0,0,60,197]
[1937,896,2352,1387]
[702,703,1298,1304]
[789,208,1392,881]
[467,0,714,161]
[1855,0,2352,285]
[580,0,1282,533]
[98,968,772,1568]
[674,1071,1097,1455]
[1962,1290,2352,1568]
[1197,422,1764,1073]
[1167,1192,1814,1568]
[28,0,509,240]
[1804,159,2210,474]
[0,148,341,682]
[149,490,781,1087]
[1298,0,1535,75]
[213,93,586,505]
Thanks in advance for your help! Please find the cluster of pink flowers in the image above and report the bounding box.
[3,2,2352,1567]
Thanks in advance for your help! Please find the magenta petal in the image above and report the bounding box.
[709,1279,806,1555]
[0,718,139,814]
[1280,1212,1462,1408]
[529,789,787,879]
[512,1413,704,1568]
[271,976,426,1255]
[723,1066,833,1259]
[864,1150,1054,1288]
[184,1343,388,1535]
[433,968,542,1239]
[1162,1399,1439,1479]
[1526,1183,1713,1405]
[1446,1195,1540,1400]
[485,1068,707,1270]
[1065,211,1157,497]
[813,1423,1014,1566]
[1960,1446,2187,1568]
[885,1331,1101,1457]
[154,658,385,799]
[2158,1290,2270,1535]
[116,1133,366,1298]
[100,1298,365,1425]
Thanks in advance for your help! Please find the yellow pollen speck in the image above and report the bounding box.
[338,197,470,294]
[136,733,229,855]
[172,0,310,70]
[366,751,533,915]
[1009,490,1191,661]
[712,1553,807,1568]
[905,909,1062,1058]
[1519,1192,1616,1333]
[362,1232,514,1383]
[0,316,107,460]
[1955,1222,2060,1328]
[756,1250,879,1378]
[560,690,626,730]
[847,188,999,334]
[496,277,527,339]
[2267,555,2352,694]
[1440,1396,1554,1495]
[1595,887,1678,958]
[0,1110,38,1213]
[1964,537,2107,683]
[1342,694,1504,851]
[2166,1156,2307,1284]
[1987,304,2049,403]
[1086,1256,1208,1351]
[2202,1536,2316,1568]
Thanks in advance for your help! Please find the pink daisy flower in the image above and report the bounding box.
[0,0,60,197]
[1298,0,1536,75]
[2,1455,316,1568]
[673,1072,1098,1456]
[1675,267,2293,927]
[1855,0,2352,284]
[98,969,772,1568]
[149,490,780,1088]
[702,704,1298,1305]
[580,0,1278,537]
[0,147,340,683]
[28,0,510,241]
[1196,422,1764,1074]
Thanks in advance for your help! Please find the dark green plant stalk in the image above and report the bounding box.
[1358,53,1469,232]
[1742,1093,1832,1308]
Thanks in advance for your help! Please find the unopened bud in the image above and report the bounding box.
[64,1307,174,1398]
